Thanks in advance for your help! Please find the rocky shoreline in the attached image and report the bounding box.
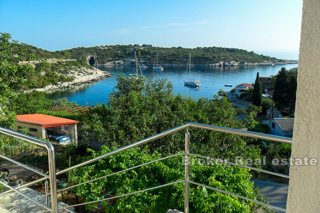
[25,67,111,93]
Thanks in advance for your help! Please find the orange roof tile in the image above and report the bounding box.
[16,114,79,128]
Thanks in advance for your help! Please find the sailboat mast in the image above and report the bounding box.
[189,53,192,72]
[156,51,159,65]
[134,51,143,76]
[135,51,139,75]
[186,52,192,76]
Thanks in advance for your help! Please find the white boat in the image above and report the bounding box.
[153,66,164,71]
[153,52,164,71]
[185,80,200,87]
[184,53,200,88]
[130,51,144,78]
[129,73,138,77]
[140,64,148,70]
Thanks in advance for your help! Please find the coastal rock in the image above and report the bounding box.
[25,67,111,93]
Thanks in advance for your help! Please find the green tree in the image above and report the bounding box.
[0,32,18,127]
[287,73,297,114]
[273,68,297,114]
[11,92,53,114]
[0,33,37,159]
[273,68,288,111]
[261,98,273,115]
[252,72,262,106]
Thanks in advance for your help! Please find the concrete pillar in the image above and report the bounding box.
[41,127,47,140]
[286,0,320,212]
[70,124,78,146]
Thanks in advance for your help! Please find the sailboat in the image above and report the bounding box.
[129,51,144,78]
[140,64,148,70]
[153,52,164,71]
[184,53,200,88]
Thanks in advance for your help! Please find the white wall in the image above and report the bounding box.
[287,0,320,212]
[15,122,45,139]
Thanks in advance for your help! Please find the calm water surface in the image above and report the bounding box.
[51,64,297,106]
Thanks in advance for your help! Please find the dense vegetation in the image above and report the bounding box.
[70,147,259,212]
[58,45,284,65]
[9,40,64,61]
[0,32,93,90]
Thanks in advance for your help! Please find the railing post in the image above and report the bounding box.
[45,180,49,206]
[46,143,58,213]
[184,130,190,213]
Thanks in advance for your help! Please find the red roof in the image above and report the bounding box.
[235,83,253,89]
[16,114,79,128]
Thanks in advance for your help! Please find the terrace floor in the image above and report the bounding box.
[0,187,72,213]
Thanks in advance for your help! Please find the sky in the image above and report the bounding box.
[0,0,303,59]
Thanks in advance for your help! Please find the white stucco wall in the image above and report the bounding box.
[287,0,320,212]
[15,122,45,139]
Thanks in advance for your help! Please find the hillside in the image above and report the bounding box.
[57,45,290,66]
[10,42,65,61]
[0,33,110,92]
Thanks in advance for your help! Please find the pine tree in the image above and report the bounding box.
[252,72,262,106]
[273,68,289,110]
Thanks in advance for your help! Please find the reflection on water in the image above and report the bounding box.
[49,85,90,98]
[50,64,298,106]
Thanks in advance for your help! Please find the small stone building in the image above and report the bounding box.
[15,114,79,145]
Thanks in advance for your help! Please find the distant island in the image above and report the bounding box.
[57,44,298,68]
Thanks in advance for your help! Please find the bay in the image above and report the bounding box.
[51,64,297,106]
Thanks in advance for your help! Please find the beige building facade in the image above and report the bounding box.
[287,0,320,212]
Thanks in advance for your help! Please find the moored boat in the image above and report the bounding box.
[153,52,164,71]
[185,80,201,88]
[184,53,200,88]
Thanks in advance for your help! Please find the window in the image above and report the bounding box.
[29,128,38,132]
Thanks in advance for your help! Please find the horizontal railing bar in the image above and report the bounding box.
[0,176,47,197]
[59,205,74,213]
[55,122,292,178]
[56,124,190,176]
[190,153,290,179]
[0,154,48,178]
[41,205,74,213]
[189,180,286,212]
[0,127,49,148]
[0,180,52,212]
[189,122,292,144]
[54,153,183,195]
[65,180,184,209]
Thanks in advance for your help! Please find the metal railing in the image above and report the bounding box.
[0,127,58,212]
[0,122,292,212]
